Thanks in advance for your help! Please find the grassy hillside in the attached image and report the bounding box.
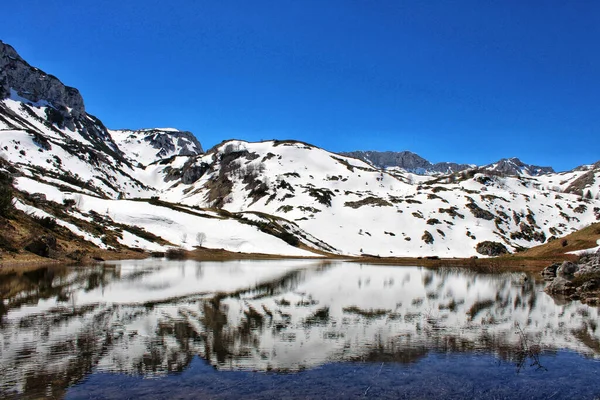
[516,222,600,258]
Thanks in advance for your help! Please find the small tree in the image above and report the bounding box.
[196,232,206,247]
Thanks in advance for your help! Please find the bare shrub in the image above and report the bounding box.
[196,232,206,247]
[166,247,186,260]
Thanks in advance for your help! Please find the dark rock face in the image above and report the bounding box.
[0,41,124,162]
[564,163,600,196]
[339,151,471,174]
[181,160,209,184]
[0,41,85,118]
[485,158,554,176]
[162,160,210,184]
[143,130,203,157]
[475,241,508,256]
[422,231,434,244]
[465,202,495,220]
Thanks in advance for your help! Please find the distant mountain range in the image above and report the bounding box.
[340,150,555,177]
[339,150,474,174]
[1,39,599,258]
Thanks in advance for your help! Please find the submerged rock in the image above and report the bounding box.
[545,276,576,295]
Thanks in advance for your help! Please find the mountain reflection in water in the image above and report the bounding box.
[1,259,599,399]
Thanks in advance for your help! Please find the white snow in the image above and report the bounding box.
[2,89,600,258]
[14,177,316,256]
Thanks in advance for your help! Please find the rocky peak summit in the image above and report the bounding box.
[340,150,473,175]
[485,157,555,176]
[0,41,85,118]
[110,128,204,166]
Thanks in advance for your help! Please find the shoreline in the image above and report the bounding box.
[0,246,575,274]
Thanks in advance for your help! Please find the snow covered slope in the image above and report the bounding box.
[110,128,203,167]
[1,40,599,258]
[152,140,600,257]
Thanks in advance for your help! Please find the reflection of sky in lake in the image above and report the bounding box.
[1,260,599,399]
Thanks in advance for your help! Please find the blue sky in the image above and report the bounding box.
[2,1,599,171]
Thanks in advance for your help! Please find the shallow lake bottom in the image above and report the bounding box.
[66,351,600,399]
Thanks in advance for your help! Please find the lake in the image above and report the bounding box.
[1,259,600,399]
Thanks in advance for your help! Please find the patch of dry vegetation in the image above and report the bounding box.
[518,223,600,258]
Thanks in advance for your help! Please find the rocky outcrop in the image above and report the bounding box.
[143,129,203,157]
[339,150,472,174]
[541,262,560,279]
[0,41,85,118]
[0,41,124,161]
[484,158,554,176]
[475,241,508,256]
[564,162,600,196]
[110,128,203,166]
[544,253,600,305]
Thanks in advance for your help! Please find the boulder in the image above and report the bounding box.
[541,262,560,279]
[24,235,58,258]
[556,261,578,278]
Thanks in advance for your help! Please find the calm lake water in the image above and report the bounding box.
[1,259,600,399]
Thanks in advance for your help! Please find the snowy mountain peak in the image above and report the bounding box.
[110,128,203,166]
[1,40,599,259]
[340,150,473,175]
[485,157,555,176]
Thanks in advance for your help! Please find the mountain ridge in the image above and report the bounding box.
[1,41,599,259]
[340,150,556,177]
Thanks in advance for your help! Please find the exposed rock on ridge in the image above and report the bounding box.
[340,150,473,174]
[110,128,204,166]
[145,130,203,157]
[0,41,85,118]
[485,157,554,176]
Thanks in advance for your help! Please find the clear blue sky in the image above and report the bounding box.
[2,1,599,171]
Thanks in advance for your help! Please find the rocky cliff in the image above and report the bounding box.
[340,150,473,174]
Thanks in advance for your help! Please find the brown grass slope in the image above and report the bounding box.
[516,223,600,259]
[0,207,147,271]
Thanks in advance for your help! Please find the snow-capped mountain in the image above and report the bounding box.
[341,151,554,177]
[483,157,555,177]
[1,40,599,258]
[340,150,474,175]
[152,139,600,257]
